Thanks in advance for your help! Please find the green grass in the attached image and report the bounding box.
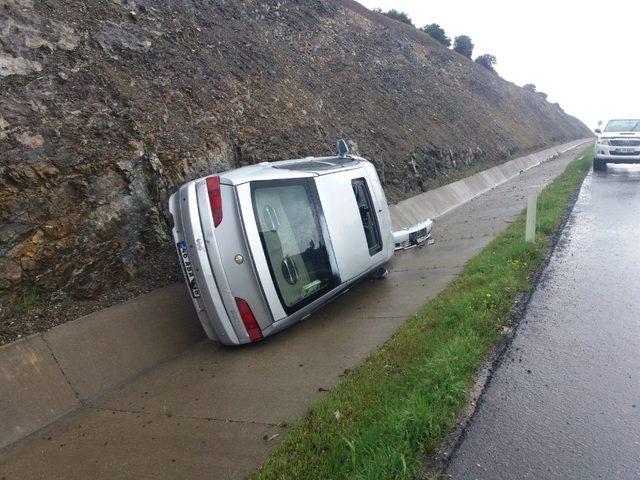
[251,147,594,480]
[0,289,43,323]
[12,290,43,315]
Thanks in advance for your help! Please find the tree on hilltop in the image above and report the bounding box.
[374,8,413,25]
[453,35,474,58]
[420,23,451,46]
[475,54,497,72]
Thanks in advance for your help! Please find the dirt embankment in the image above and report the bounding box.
[0,0,590,322]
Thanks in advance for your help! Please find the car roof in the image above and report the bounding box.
[218,155,368,185]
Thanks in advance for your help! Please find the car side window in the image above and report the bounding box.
[351,178,383,256]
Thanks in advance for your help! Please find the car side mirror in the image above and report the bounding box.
[336,139,350,157]
[595,128,601,134]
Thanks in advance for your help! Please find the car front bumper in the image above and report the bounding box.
[595,145,640,163]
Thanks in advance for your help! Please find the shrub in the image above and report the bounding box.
[475,54,497,72]
[453,35,474,58]
[523,83,537,92]
[374,8,413,25]
[420,23,451,47]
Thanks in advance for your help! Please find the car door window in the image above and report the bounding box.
[252,179,339,313]
[351,178,383,256]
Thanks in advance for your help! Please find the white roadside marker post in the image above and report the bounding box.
[525,193,538,243]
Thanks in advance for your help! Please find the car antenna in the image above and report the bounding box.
[336,139,350,157]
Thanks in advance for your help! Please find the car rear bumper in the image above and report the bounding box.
[169,183,244,345]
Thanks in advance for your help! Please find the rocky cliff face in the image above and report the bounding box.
[0,0,590,302]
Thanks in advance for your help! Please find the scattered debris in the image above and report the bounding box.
[393,219,433,250]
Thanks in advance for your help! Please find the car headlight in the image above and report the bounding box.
[597,138,610,145]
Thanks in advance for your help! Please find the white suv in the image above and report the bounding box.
[594,119,640,171]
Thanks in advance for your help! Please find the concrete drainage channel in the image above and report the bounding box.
[0,138,592,452]
[0,284,204,450]
[390,139,588,229]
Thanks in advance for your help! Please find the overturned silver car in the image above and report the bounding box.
[169,142,430,345]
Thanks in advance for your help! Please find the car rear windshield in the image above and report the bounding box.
[252,179,338,313]
[605,120,640,132]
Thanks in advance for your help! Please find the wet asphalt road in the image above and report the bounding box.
[446,165,640,479]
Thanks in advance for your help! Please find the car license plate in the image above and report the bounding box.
[177,242,201,298]
[618,147,634,153]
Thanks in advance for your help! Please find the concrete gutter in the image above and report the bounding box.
[390,139,593,230]
[0,284,204,449]
[0,138,593,451]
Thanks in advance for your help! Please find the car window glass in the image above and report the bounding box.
[252,181,336,310]
[351,178,383,256]
[605,120,640,132]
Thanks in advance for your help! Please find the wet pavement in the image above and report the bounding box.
[0,147,588,480]
[446,165,640,479]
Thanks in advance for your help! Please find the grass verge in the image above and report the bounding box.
[251,147,594,480]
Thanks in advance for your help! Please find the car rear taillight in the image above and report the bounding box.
[235,298,263,342]
[206,176,223,227]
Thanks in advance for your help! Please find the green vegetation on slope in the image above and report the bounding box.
[252,147,594,480]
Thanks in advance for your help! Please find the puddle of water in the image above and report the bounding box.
[598,163,640,179]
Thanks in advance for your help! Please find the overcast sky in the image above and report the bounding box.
[357,0,640,130]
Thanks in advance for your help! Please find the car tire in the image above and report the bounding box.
[372,266,388,280]
[593,158,607,171]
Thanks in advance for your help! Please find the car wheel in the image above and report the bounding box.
[372,266,388,280]
[593,158,607,171]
